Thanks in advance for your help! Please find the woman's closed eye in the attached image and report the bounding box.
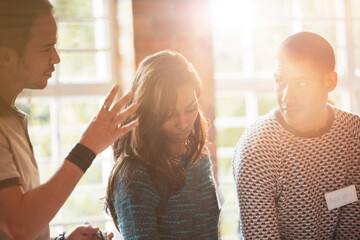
[186,104,197,113]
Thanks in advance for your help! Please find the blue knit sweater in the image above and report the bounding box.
[112,154,220,239]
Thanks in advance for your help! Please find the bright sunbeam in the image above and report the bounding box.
[211,0,253,31]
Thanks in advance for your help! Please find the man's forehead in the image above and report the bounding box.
[273,57,296,75]
[274,54,312,72]
[273,57,324,83]
[28,13,57,44]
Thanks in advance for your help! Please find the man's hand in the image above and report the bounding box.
[79,84,138,154]
[66,225,114,240]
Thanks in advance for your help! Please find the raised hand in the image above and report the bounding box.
[79,84,138,154]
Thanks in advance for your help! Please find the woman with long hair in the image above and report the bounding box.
[106,50,220,239]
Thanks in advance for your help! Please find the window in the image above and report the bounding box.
[15,0,134,237]
[212,0,360,239]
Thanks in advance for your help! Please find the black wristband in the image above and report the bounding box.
[66,143,96,173]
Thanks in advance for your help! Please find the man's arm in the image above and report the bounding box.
[232,136,281,240]
[0,85,138,240]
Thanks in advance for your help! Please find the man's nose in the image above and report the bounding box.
[50,46,61,64]
[282,85,297,105]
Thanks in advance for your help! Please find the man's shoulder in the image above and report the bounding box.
[232,110,282,178]
[240,109,282,144]
[333,105,359,119]
[233,109,282,162]
[332,105,360,130]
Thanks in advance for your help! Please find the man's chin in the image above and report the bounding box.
[281,112,301,128]
[28,79,49,90]
[27,85,47,90]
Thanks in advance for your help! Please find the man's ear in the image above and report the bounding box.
[325,70,338,93]
[0,47,19,67]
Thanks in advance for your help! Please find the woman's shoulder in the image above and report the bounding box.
[187,148,212,171]
[114,157,161,207]
[117,157,154,191]
[199,147,211,163]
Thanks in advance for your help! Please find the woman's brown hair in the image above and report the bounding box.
[105,50,208,229]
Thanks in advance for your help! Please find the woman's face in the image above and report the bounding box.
[161,83,199,152]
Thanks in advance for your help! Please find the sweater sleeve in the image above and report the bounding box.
[232,123,281,240]
[113,168,161,240]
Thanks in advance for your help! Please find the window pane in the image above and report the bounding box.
[39,165,57,184]
[213,30,243,72]
[217,157,233,177]
[218,183,239,236]
[29,102,51,126]
[351,0,360,18]
[252,0,292,18]
[16,100,51,126]
[222,183,238,206]
[60,134,79,159]
[355,90,360,114]
[55,0,108,18]
[302,22,337,46]
[220,210,239,237]
[55,0,94,18]
[31,135,52,159]
[336,47,347,77]
[58,23,95,49]
[214,36,243,72]
[301,0,336,18]
[32,132,54,182]
[355,48,360,77]
[217,128,245,147]
[216,95,246,117]
[60,99,98,125]
[58,21,110,49]
[62,191,105,218]
[253,24,292,72]
[353,22,360,47]
[214,52,243,72]
[258,93,277,116]
[59,98,99,158]
[58,52,111,83]
[78,160,103,185]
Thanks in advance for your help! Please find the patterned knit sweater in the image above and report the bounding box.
[112,153,220,240]
[233,105,360,239]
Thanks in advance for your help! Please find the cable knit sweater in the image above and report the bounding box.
[112,153,220,240]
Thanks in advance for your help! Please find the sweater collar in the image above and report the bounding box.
[275,105,334,138]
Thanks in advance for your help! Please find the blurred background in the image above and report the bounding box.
[16,0,360,239]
